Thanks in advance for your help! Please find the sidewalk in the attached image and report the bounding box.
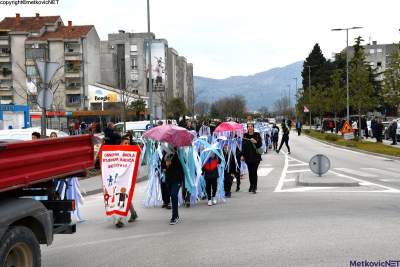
[79,165,149,196]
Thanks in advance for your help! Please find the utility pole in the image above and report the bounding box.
[293,78,297,122]
[147,0,153,128]
[304,65,318,129]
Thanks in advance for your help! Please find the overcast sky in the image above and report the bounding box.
[2,0,400,79]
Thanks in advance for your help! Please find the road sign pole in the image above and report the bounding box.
[41,62,47,139]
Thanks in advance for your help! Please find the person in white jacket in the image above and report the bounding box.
[352,120,358,137]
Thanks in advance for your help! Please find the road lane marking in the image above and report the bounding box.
[361,168,400,177]
[334,168,378,177]
[283,178,296,182]
[42,231,172,252]
[274,152,288,192]
[280,187,337,192]
[288,163,308,167]
[286,169,311,173]
[329,170,400,192]
[257,168,273,176]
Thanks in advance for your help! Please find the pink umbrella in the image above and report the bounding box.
[214,121,244,133]
[142,124,194,148]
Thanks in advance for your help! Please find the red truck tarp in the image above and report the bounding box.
[0,135,95,193]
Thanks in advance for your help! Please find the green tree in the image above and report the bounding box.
[325,69,346,133]
[349,36,376,142]
[309,84,327,132]
[382,42,400,114]
[168,98,187,122]
[130,99,147,122]
[301,43,329,89]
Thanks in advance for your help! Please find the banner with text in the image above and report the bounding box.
[100,145,141,217]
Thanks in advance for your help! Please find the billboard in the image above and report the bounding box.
[88,85,118,103]
[146,40,166,92]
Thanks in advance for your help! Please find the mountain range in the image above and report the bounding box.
[194,61,304,111]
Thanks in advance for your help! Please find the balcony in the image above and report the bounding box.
[0,70,12,80]
[0,52,10,62]
[66,83,82,89]
[65,69,82,78]
[0,36,10,46]
[64,52,82,61]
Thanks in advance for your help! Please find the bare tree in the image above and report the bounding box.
[195,101,210,119]
[187,88,205,119]
[51,91,66,131]
[273,96,290,119]
[258,106,269,117]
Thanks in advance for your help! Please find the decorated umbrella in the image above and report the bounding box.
[142,124,194,148]
[214,121,244,133]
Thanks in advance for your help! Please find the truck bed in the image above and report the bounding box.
[0,135,95,193]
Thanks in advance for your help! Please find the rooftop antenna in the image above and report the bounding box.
[363,34,373,45]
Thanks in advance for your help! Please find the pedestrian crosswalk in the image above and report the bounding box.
[334,168,400,178]
[334,168,378,177]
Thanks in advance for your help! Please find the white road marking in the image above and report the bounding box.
[274,152,288,192]
[328,170,400,192]
[42,231,172,252]
[280,187,337,192]
[359,182,373,186]
[379,179,391,182]
[334,168,378,177]
[288,163,308,167]
[286,169,311,173]
[388,168,400,172]
[284,178,296,182]
[361,168,400,177]
[257,168,273,176]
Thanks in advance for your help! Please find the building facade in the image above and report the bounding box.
[0,13,101,115]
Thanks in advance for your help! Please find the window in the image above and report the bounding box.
[27,66,36,76]
[69,49,73,52]
[131,73,138,83]
[130,45,137,52]
[370,49,375,54]
[131,58,138,70]
[377,61,382,67]
[67,94,81,104]
[377,48,382,53]
[25,43,49,60]
[28,94,37,109]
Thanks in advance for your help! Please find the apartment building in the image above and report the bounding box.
[0,13,100,114]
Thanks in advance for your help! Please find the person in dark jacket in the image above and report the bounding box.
[234,146,242,192]
[202,153,221,206]
[276,123,290,154]
[376,120,384,143]
[241,122,262,193]
[104,122,121,145]
[295,120,302,136]
[223,144,236,197]
[389,121,397,145]
[161,147,184,225]
[361,115,368,139]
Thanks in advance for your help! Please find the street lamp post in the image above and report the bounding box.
[293,78,297,122]
[284,89,286,120]
[147,0,154,128]
[332,27,363,123]
[304,65,318,129]
[287,85,290,118]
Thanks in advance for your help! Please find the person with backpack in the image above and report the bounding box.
[202,153,221,205]
[276,123,290,154]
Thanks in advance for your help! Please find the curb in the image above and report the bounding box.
[303,135,400,161]
[84,174,148,196]
[298,173,359,187]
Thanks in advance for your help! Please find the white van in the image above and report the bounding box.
[114,120,177,133]
[0,128,69,141]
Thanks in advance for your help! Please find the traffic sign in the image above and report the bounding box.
[36,61,59,84]
[304,106,309,112]
[309,154,330,177]
[341,121,354,134]
[343,132,354,140]
[37,89,53,109]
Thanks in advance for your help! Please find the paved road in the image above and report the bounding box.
[41,133,400,267]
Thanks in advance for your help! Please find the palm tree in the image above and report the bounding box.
[130,99,147,121]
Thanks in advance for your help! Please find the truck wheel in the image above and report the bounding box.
[0,226,41,267]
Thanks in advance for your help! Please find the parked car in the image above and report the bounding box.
[0,128,68,141]
[384,122,400,140]
[367,121,390,138]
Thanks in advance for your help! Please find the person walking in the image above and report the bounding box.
[296,120,302,136]
[161,146,184,225]
[202,153,221,205]
[223,144,235,198]
[352,119,358,137]
[241,122,262,193]
[276,122,290,154]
